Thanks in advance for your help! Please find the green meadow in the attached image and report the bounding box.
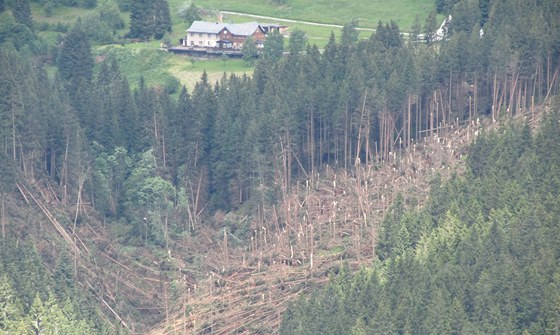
[167,0,435,30]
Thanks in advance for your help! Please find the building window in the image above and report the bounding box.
[190,33,194,37]
[208,41,211,46]
[190,41,194,46]
[199,40,203,45]
[199,33,202,37]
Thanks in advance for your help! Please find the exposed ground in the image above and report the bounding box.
[145,116,507,335]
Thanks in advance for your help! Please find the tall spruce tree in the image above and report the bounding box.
[129,0,153,39]
[11,0,33,30]
[262,30,284,62]
[129,0,171,40]
[57,23,94,116]
[241,36,258,65]
[154,0,172,40]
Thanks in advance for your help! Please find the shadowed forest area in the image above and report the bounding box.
[1,0,560,333]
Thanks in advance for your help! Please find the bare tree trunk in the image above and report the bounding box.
[62,137,70,206]
[492,71,499,122]
[72,169,86,234]
[344,103,349,170]
[474,73,478,116]
[407,95,412,148]
[11,95,16,161]
[509,71,519,116]
[355,92,368,166]
[162,133,167,169]
[1,195,5,243]
[416,94,421,139]
[431,91,436,135]
[545,67,559,101]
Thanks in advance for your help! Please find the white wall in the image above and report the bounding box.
[186,32,219,47]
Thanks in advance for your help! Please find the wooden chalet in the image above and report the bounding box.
[172,20,286,56]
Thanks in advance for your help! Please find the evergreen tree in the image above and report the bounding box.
[262,30,284,62]
[154,0,172,40]
[82,0,97,9]
[281,111,560,335]
[129,0,153,39]
[241,36,258,65]
[57,24,94,85]
[0,275,22,332]
[28,294,45,335]
[410,14,422,43]
[288,29,307,55]
[57,23,94,109]
[424,10,438,44]
[11,0,33,30]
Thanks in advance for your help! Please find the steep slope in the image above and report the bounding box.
[279,107,560,334]
[145,112,516,334]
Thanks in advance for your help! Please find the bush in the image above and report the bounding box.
[163,74,180,94]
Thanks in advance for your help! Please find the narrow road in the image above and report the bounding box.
[220,10,376,32]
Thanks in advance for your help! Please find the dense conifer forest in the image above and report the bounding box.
[1,0,560,333]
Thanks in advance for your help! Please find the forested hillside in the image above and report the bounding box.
[280,111,560,334]
[1,0,560,333]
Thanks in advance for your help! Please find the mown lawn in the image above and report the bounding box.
[95,45,252,92]
[168,0,435,30]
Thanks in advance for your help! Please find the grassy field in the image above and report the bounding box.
[95,45,252,92]
[167,0,435,30]
[166,53,253,90]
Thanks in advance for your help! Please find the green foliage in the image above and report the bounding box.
[449,0,481,35]
[128,0,171,40]
[115,0,131,11]
[0,11,34,49]
[57,21,93,86]
[177,1,200,25]
[436,0,459,14]
[288,28,307,55]
[163,73,180,94]
[262,30,284,62]
[81,13,113,44]
[124,149,176,245]
[280,113,560,334]
[97,1,125,30]
[0,240,105,333]
[128,0,153,39]
[11,0,33,30]
[241,35,258,65]
[1,2,560,330]
[423,10,438,44]
[154,0,172,40]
